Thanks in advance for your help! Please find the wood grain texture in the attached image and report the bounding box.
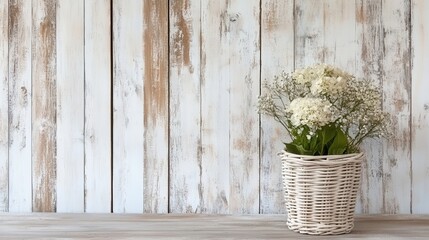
[169,0,202,213]
[1,214,429,239]
[200,0,260,214]
[294,0,325,67]
[84,0,111,213]
[355,0,384,214]
[31,0,57,213]
[295,0,356,68]
[1,0,428,214]
[411,0,429,213]
[321,0,356,71]
[380,0,411,214]
[0,0,8,212]
[200,0,231,213]
[142,0,169,213]
[8,0,32,212]
[227,0,260,214]
[56,0,85,213]
[260,0,294,214]
[112,0,144,213]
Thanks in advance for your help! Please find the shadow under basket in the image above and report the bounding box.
[280,151,364,235]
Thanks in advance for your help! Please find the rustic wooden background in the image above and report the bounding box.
[0,0,427,214]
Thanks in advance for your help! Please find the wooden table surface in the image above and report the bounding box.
[0,214,428,239]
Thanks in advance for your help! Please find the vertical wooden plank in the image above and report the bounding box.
[31,0,57,213]
[294,0,325,67]
[169,0,202,213]
[358,2,379,216]
[200,0,230,213]
[0,0,8,212]
[8,0,32,212]
[85,0,111,213]
[411,0,429,214]
[227,0,260,214]
[112,0,144,213]
[200,0,260,214]
[143,0,169,213]
[355,0,384,214]
[380,0,411,214]
[295,0,356,68]
[56,0,84,212]
[260,0,294,214]
[321,0,356,71]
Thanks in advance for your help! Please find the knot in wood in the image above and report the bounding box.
[229,13,240,22]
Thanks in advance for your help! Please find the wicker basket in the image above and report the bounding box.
[280,151,364,235]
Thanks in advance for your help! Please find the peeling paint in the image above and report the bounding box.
[1,0,427,215]
[171,0,192,68]
[32,0,57,212]
[143,0,169,213]
[0,2,7,213]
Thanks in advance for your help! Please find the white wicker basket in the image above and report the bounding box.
[280,151,364,235]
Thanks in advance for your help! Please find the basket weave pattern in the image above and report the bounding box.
[280,151,363,235]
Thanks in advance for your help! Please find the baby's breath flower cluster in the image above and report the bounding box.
[258,64,390,155]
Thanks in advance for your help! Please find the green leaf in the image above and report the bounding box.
[299,127,310,148]
[284,143,300,154]
[328,147,347,155]
[318,125,337,154]
[309,135,318,151]
[296,145,313,155]
[285,142,313,155]
[328,129,348,155]
[286,126,350,156]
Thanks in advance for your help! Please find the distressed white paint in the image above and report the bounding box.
[169,0,202,213]
[0,0,8,212]
[260,0,294,214]
[380,0,411,214]
[294,0,325,67]
[112,0,144,213]
[142,0,169,214]
[355,0,384,213]
[31,0,57,212]
[8,0,32,212]
[84,0,111,213]
[200,0,231,213]
[199,0,260,214]
[56,0,85,212]
[227,0,260,214]
[295,0,356,68]
[411,0,429,213]
[321,0,356,71]
[1,0,428,214]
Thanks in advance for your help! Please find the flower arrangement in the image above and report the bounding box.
[258,64,390,156]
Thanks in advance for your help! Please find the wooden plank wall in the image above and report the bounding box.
[0,0,9,212]
[411,0,429,214]
[0,0,427,214]
[56,0,84,213]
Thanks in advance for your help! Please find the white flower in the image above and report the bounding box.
[292,70,312,84]
[287,97,335,130]
[257,64,390,154]
[311,75,348,96]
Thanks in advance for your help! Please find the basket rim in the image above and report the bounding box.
[279,150,363,159]
[279,150,364,165]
